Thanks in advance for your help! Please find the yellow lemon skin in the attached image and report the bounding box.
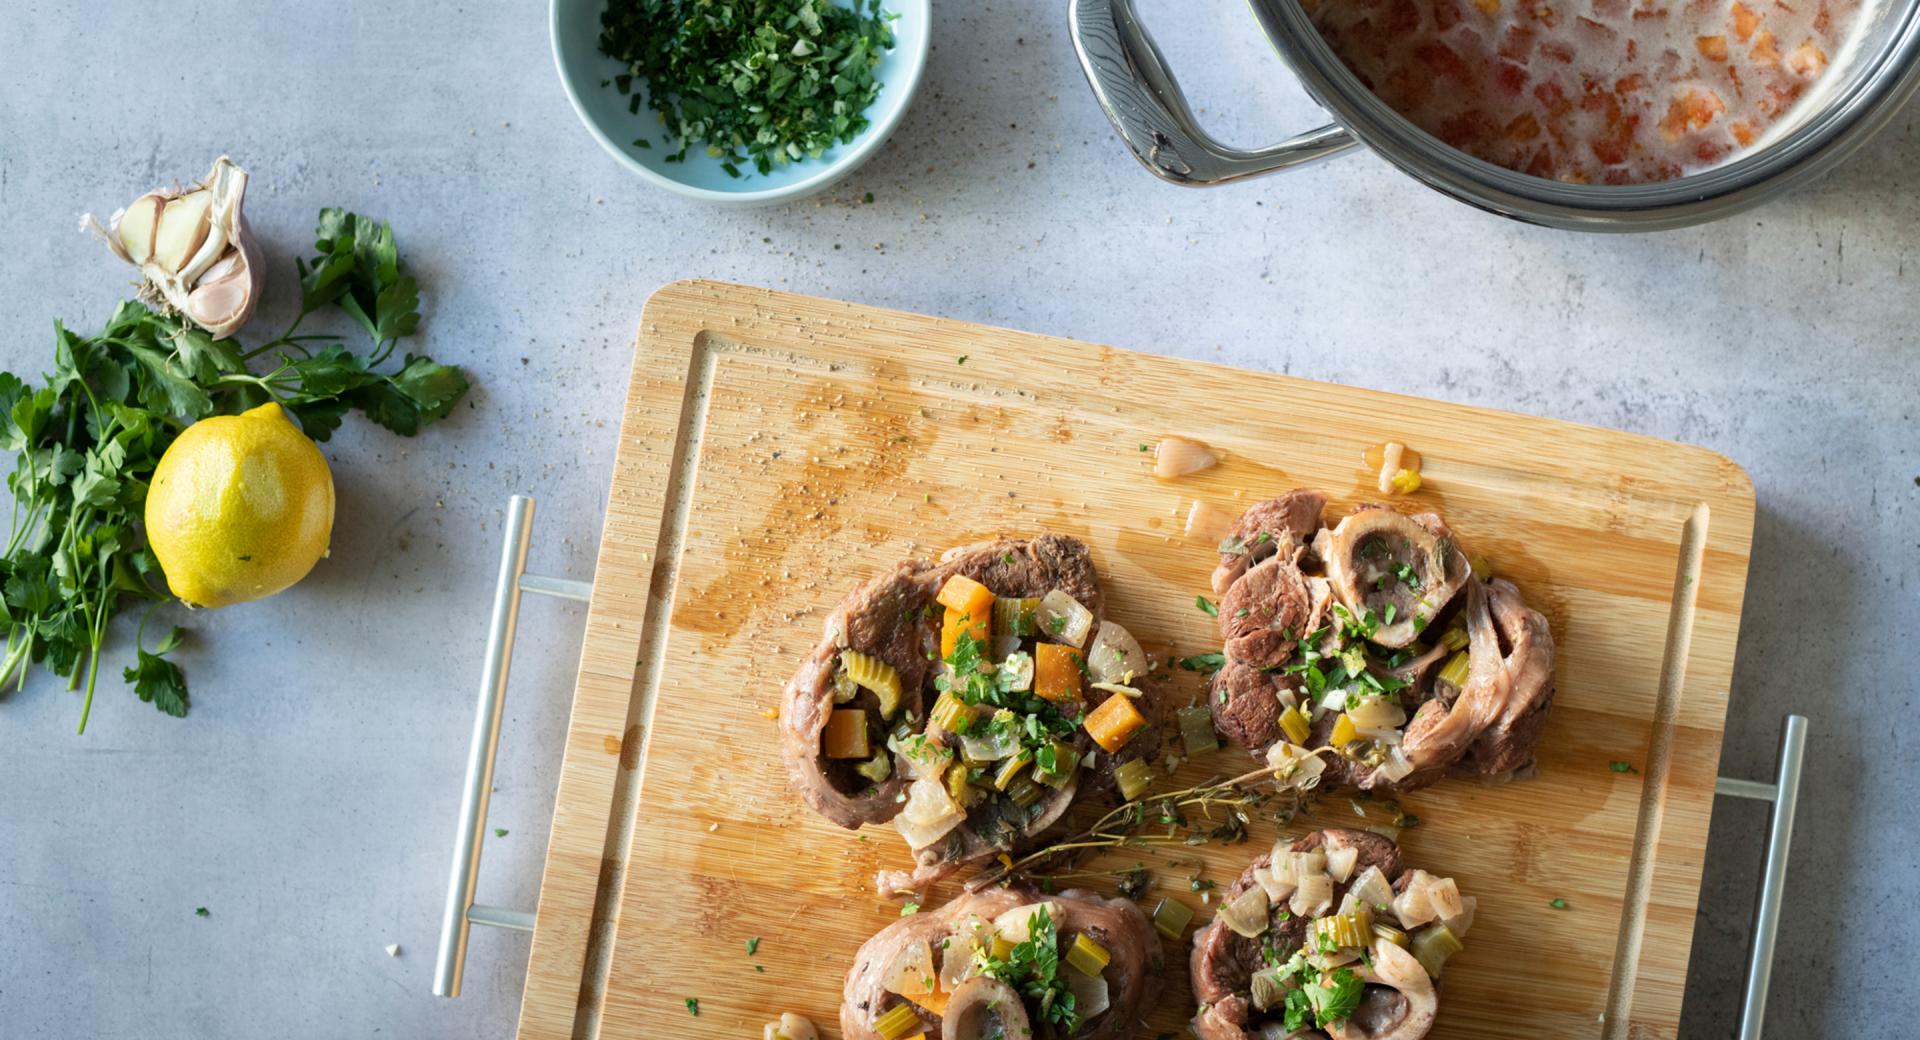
[145,402,335,608]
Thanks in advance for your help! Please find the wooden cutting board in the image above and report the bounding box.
[515,281,1754,1040]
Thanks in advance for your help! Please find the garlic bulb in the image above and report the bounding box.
[86,156,262,339]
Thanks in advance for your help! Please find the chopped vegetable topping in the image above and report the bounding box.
[1151,897,1195,940]
[746,937,761,955]
[978,907,1080,1033]
[1033,643,1085,703]
[1550,898,1569,909]
[684,997,700,1016]
[1196,595,1219,617]
[1112,758,1154,801]
[1083,692,1147,753]
[1178,653,1226,674]
[840,649,904,718]
[822,708,870,759]
[1610,760,1640,774]
[598,0,897,177]
[872,1003,922,1040]
[901,901,920,916]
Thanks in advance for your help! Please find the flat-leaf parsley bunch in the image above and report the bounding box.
[0,209,469,732]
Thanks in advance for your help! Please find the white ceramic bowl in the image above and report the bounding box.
[550,0,930,206]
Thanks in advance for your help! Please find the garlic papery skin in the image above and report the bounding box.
[88,156,261,340]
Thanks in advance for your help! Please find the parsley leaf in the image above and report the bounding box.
[1196,595,1218,617]
[1179,653,1226,674]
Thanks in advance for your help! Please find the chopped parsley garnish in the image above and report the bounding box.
[598,0,897,177]
[978,908,1079,1033]
[194,907,210,918]
[1610,761,1640,774]
[1394,562,1422,590]
[745,936,761,955]
[684,997,700,1016]
[1550,898,1569,910]
[1138,443,1151,452]
[1282,961,1363,1031]
[1178,653,1226,674]
[1234,607,1250,617]
[493,828,508,838]
[901,901,920,916]
[1196,595,1219,617]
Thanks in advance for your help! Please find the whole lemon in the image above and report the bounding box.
[145,402,336,608]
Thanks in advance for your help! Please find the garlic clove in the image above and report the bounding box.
[185,221,263,338]
[151,189,213,274]
[116,193,165,265]
[93,156,262,341]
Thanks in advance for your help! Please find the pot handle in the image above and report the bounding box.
[1069,0,1358,185]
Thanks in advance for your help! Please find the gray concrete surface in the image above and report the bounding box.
[0,1,1914,1037]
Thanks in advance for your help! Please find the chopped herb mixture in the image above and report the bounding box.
[598,0,896,177]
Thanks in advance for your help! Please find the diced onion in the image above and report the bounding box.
[1086,621,1147,684]
[889,734,953,781]
[1090,681,1144,699]
[1346,696,1407,730]
[1290,872,1333,917]
[1326,844,1359,883]
[1292,849,1328,877]
[1392,870,1439,928]
[960,717,1020,763]
[996,650,1034,692]
[1250,967,1289,1012]
[1442,894,1477,938]
[992,902,1063,944]
[1318,686,1350,716]
[1374,746,1415,783]
[1377,441,1406,494]
[1424,875,1465,920]
[1304,945,1360,971]
[1342,866,1396,917]
[1253,865,1296,904]
[1185,498,1236,541]
[1265,742,1326,789]
[881,940,938,997]
[940,915,994,991]
[1067,963,1110,1018]
[1356,725,1404,746]
[1037,589,1094,647]
[1154,436,1218,479]
[894,779,965,849]
[763,1012,820,1040]
[1218,885,1271,938]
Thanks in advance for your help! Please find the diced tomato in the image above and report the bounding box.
[1697,34,1730,60]
[1786,41,1829,77]
[1731,0,1762,40]
[1751,30,1781,66]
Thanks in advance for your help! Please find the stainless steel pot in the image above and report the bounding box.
[1070,0,1920,230]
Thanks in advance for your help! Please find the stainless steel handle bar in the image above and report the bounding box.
[431,495,591,998]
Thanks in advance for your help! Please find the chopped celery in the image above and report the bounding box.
[1278,704,1311,746]
[1329,712,1358,749]
[1411,923,1464,978]
[1439,623,1469,652]
[1034,739,1078,787]
[872,1002,922,1040]
[993,752,1034,792]
[929,690,978,734]
[1066,933,1112,976]
[1113,758,1154,801]
[945,761,975,806]
[1436,650,1471,689]
[1151,896,1195,940]
[992,596,1041,639]
[1006,775,1043,809]
[855,752,893,783]
[1374,922,1410,948]
[840,649,904,718]
[832,659,859,704]
[1470,555,1493,581]
[1312,906,1374,949]
[1177,705,1219,755]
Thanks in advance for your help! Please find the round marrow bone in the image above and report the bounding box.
[1322,506,1469,649]
[1394,578,1555,777]
[944,976,1033,1040]
[1324,940,1437,1040]
[842,886,1163,1040]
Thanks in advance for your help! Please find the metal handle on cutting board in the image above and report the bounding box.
[427,500,1808,1037]
[432,495,592,998]
[1716,713,1808,1040]
[1067,0,1358,185]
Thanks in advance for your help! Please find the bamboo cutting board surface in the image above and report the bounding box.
[516,281,1754,1040]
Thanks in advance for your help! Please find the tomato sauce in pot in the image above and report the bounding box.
[1305,0,1868,182]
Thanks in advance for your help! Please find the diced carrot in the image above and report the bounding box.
[941,605,989,660]
[1033,643,1085,703]
[904,985,950,1018]
[1697,35,1729,61]
[1731,120,1757,145]
[936,574,995,620]
[1474,0,1500,14]
[1731,1,1761,42]
[1083,692,1147,753]
[823,709,870,759]
[1751,31,1781,67]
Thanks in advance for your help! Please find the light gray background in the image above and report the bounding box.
[1,1,1913,1038]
